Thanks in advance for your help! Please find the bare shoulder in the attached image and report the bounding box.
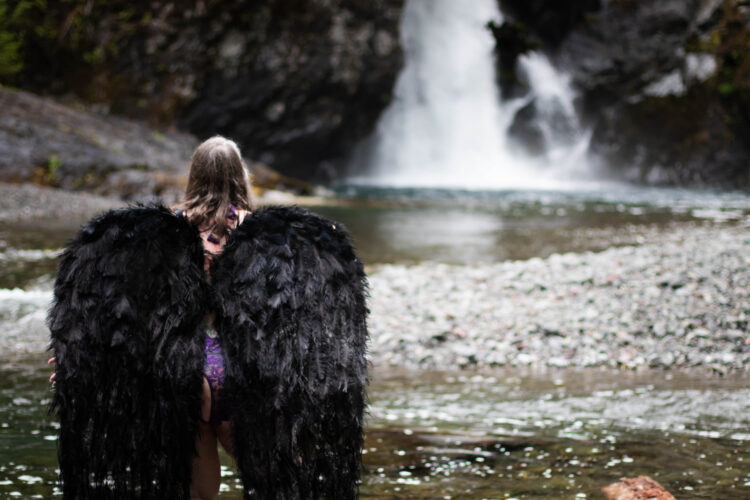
[238,209,250,225]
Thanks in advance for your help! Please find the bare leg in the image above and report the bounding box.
[216,421,235,459]
[190,378,220,500]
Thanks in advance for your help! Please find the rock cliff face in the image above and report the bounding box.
[2,0,405,181]
[0,86,196,200]
[495,0,750,187]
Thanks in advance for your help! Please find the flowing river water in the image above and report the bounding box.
[1,186,750,498]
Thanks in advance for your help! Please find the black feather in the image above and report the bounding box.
[48,204,368,499]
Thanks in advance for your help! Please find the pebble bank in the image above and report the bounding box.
[367,224,750,373]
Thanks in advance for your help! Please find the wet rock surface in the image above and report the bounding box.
[602,476,677,500]
[495,0,750,188]
[0,86,195,200]
[557,0,750,187]
[368,224,750,372]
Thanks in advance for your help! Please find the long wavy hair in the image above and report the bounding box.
[178,136,253,237]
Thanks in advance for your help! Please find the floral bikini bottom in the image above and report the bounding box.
[203,325,230,424]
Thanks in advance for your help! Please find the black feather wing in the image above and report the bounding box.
[212,206,369,500]
[48,205,208,499]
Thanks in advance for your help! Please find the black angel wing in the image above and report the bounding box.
[48,205,208,499]
[212,206,369,499]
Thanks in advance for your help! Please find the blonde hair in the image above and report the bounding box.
[178,136,253,236]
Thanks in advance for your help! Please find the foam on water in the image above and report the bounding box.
[0,288,53,355]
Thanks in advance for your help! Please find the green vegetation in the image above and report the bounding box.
[0,0,40,80]
[45,154,61,183]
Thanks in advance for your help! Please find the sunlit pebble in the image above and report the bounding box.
[621,456,634,463]
[0,480,11,486]
[395,450,406,456]
[43,435,57,441]
[403,428,413,435]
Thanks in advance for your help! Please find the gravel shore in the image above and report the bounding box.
[367,224,750,373]
[0,183,120,222]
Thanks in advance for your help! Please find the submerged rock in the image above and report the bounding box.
[602,476,677,500]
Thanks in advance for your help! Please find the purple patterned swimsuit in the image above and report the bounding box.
[203,324,230,424]
[182,205,239,424]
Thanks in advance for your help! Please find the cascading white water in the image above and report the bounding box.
[347,0,594,190]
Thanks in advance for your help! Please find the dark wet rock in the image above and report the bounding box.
[2,0,405,182]
[509,103,581,157]
[0,86,195,200]
[555,0,750,187]
[497,0,602,45]
[492,0,750,188]
[486,21,539,99]
[602,476,677,500]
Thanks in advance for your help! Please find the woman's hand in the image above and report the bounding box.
[48,357,56,385]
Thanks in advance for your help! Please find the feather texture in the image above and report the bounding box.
[213,206,369,499]
[49,205,208,499]
[48,204,368,499]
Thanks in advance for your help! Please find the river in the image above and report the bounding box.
[1,186,750,498]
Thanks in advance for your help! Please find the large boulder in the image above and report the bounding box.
[0,86,195,200]
[1,0,405,181]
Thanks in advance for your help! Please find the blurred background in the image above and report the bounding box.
[1,0,750,498]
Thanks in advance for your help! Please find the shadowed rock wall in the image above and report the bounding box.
[1,0,405,181]
[495,0,750,188]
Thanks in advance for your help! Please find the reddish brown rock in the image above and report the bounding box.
[602,476,677,500]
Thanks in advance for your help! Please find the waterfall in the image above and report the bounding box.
[347,0,593,190]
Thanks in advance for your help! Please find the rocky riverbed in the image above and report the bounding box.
[2,182,749,374]
[368,223,750,373]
